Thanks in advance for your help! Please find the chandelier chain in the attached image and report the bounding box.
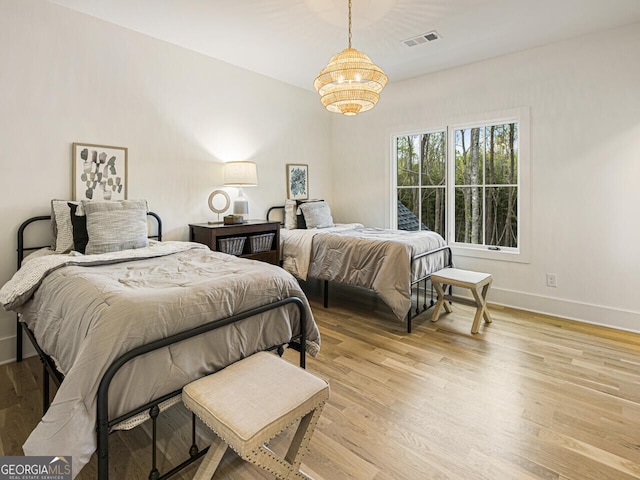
[348,0,352,48]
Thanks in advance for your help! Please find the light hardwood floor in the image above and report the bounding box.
[1,280,640,479]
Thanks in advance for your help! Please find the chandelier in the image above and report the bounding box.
[313,0,388,116]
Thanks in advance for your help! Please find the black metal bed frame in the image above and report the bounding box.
[15,213,308,480]
[406,245,453,333]
[266,205,453,333]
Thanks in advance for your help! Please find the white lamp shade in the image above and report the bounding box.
[224,161,258,186]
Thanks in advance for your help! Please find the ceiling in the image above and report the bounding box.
[49,0,640,91]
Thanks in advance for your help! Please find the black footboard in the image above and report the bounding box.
[407,245,453,333]
[21,296,306,480]
[321,245,453,333]
[267,205,453,334]
[96,296,307,480]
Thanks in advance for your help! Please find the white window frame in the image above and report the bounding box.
[391,127,447,232]
[391,107,530,263]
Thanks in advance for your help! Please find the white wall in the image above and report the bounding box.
[2,1,638,365]
[331,22,640,333]
[0,0,333,364]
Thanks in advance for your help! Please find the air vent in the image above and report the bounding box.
[403,31,441,47]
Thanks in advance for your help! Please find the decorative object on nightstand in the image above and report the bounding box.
[189,220,281,266]
[223,214,243,225]
[207,189,231,224]
[223,161,258,220]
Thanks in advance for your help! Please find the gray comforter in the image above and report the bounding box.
[305,227,448,319]
[3,242,319,478]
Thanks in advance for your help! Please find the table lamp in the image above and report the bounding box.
[223,161,258,220]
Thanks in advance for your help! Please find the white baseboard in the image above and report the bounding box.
[489,286,640,334]
[0,333,36,366]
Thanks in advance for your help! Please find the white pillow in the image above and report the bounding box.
[83,200,149,254]
[284,199,297,230]
[299,201,334,229]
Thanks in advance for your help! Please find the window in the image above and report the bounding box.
[452,123,518,248]
[396,130,446,233]
[393,108,529,262]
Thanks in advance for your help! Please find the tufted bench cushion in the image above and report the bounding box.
[183,351,329,479]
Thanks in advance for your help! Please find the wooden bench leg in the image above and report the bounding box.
[251,406,322,480]
[431,282,452,323]
[284,409,318,471]
[481,283,493,324]
[470,282,492,334]
[193,436,227,480]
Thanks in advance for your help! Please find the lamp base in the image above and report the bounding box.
[233,198,249,216]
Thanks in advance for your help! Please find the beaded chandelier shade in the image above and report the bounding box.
[314,0,388,116]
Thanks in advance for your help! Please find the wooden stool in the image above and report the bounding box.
[430,268,493,333]
[182,351,329,480]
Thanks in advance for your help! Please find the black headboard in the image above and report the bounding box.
[266,205,285,226]
[14,212,162,363]
[17,212,163,269]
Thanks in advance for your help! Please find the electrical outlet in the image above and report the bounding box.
[546,273,557,288]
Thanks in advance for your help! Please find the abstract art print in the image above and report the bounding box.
[72,143,128,201]
[286,164,308,200]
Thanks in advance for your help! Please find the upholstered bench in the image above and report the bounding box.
[430,268,493,334]
[182,351,330,479]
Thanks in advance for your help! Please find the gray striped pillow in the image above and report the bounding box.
[51,200,79,253]
[83,200,149,254]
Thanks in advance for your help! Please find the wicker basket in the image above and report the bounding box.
[250,233,275,253]
[218,236,246,256]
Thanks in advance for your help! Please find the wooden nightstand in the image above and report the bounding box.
[189,220,281,266]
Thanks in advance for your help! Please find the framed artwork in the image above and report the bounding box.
[286,164,308,200]
[72,143,128,201]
